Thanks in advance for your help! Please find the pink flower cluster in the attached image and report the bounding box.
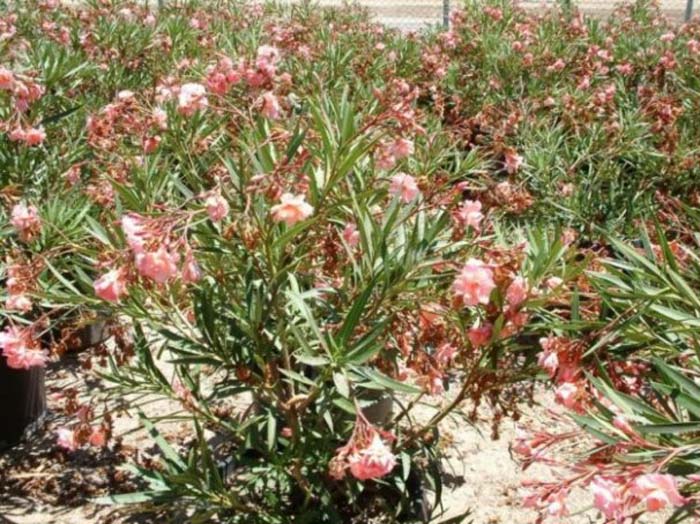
[452,258,496,307]
[0,66,44,112]
[1,67,46,145]
[8,125,46,146]
[270,193,313,226]
[0,325,47,369]
[206,44,283,98]
[94,212,205,302]
[9,203,41,242]
[94,268,128,303]
[177,83,208,116]
[206,56,242,95]
[5,261,34,312]
[347,433,397,481]
[375,137,414,171]
[453,199,484,232]
[55,404,108,451]
[537,336,586,412]
[342,222,361,247]
[525,473,686,522]
[329,409,396,482]
[389,173,420,203]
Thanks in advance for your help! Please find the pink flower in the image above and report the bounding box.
[537,348,559,378]
[270,193,314,226]
[504,148,523,174]
[142,135,161,154]
[0,326,47,369]
[455,200,483,231]
[512,427,534,458]
[452,259,496,307]
[545,276,563,289]
[250,45,280,83]
[342,223,360,247]
[23,127,46,146]
[205,191,229,222]
[10,203,40,231]
[348,434,397,481]
[375,146,396,170]
[177,83,208,115]
[0,326,24,355]
[153,107,168,130]
[484,5,503,20]
[135,246,179,283]
[260,91,281,119]
[590,477,624,520]
[257,45,280,65]
[389,173,420,203]
[467,323,492,348]
[616,62,633,76]
[390,138,414,160]
[121,214,147,253]
[116,90,135,102]
[545,491,568,518]
[0,66,14,90]
[172,378,194,404]
[181,250,202,283]
[8,127,26,142]
[94,268,128,303]
[630,474,685,512]
[506,276,528,308]
[554,382,579,409]
[4,344,47,369]
[613,415,636,437]
[63,165,81,185]
[10,203,41,241]
[56,428,78,451]
[6,294,32,312]
[547,58,566,72]
[206,71,229,95]
[89,427,107,447]
[435,343,457,364]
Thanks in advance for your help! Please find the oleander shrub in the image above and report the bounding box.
[3,0,700,522]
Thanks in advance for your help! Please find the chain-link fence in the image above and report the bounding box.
[292,1,693,30]
[303,0,448,30]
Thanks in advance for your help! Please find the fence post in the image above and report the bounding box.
[443,0,450,29]
[686,0,694,21]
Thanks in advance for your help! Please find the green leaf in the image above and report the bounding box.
[337,278,377,348]
[93,490,171,506]
[139,412,186,471]
[637,422,700,435]
[655,359,700,400]
[333,372,351,398]
[356,367,421,394]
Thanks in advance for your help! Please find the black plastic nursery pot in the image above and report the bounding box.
[0,357,46,451]
[64,318,110,354]
[41,316,111,355]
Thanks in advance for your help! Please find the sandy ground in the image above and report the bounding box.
[0,347,670,524]
[0,348,636,524]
